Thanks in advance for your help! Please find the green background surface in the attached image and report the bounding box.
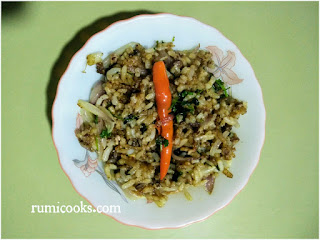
[2,1,319,239]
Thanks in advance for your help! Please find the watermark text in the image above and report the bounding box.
[31,201,120,214]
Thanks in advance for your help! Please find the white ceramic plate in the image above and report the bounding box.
[52,13,266,229]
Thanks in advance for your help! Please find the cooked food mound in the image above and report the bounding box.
[75,41,247,207]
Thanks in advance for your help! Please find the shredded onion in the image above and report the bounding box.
[79,108,94,123]
[98,107,115,132]
[96,118,104,134]
[78,100,110,120]
[78,100,114,132]
[89,80,105,104]
[171,153,196,161]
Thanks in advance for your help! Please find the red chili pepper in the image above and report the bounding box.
[152,61,173,180]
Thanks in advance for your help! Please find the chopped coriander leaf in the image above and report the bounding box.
[100,129,112,138]
[170,89,202,122]
[123,114,138,124]
[213,79,223,91]
[172,36,175,42]
[163,139,169,147]
[156,135,169,147]
[169,96,179,111]
[94,115,99,124]
[180,90,194,98]
[213,79,230,97]
[184,103,195,114]
[190,98,199,106]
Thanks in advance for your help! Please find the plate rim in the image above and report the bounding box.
[52,12,266,230]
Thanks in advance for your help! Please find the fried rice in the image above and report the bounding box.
[75,41,247,207]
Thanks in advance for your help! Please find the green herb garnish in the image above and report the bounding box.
[94,115,99,124]
[182,103,195,114]
[170,96,179,111]
[156,135,169,147]
[169,90,201,121]
[172,36,175,42]
[181,90,194,98]
[100,129,112,138]
[213,79,230,97]
[163,139,169,147]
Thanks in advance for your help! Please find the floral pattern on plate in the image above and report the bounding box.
[74,114,128,203]
[206,46,243,85]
